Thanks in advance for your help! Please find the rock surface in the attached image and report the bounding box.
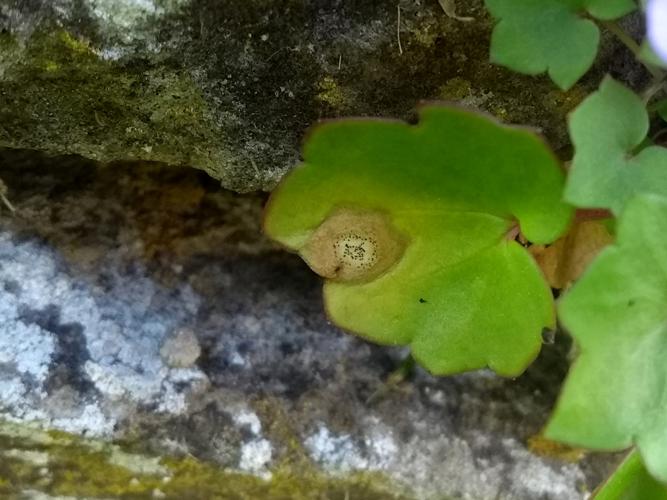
[0,0,593,192]
[0,150,621,499]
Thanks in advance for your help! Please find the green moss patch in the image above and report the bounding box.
[0,30,230,184]
[0,421,412,499]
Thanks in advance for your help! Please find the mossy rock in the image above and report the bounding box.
[0,0,586,192]
[0,420,412,499]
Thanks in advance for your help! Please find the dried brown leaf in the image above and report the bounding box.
[530,220,613,289]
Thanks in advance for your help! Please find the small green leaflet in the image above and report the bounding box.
[485,0,636,90]
[565,77,667,214]
[595,450,667,499]
[639,42,667,70]
[546,194,667,483]
[654,98,667,122]
[264,106,572,376]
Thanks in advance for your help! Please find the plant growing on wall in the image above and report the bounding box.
[265,0,667,494]
[264,107,571,376]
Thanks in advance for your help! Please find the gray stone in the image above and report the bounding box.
[0,0,599,192]
[0,150,621,499]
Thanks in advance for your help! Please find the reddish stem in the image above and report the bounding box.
[574,208,612,222]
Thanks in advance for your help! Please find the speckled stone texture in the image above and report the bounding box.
[0,150,620,499]
[0,0,609,192]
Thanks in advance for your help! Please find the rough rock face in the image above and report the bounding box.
[0,0,643,496]
[0,150,620,498]
[0,0,588,192]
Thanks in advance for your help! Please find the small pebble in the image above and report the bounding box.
[160,328,201,368]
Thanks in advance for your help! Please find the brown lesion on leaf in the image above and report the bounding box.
[301,209,407,283]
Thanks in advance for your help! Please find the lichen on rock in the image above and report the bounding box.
[0,420,408,499]
[0,151,622,498]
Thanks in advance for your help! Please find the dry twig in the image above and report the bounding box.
[397,5,403,55]
[438,0,474,22]
[0,179,15,213]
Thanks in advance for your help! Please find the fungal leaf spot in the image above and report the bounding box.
[335,234,377,271]
[264,104,572,376]
[302,210,406,283]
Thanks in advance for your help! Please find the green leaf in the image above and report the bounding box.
[639,41,667,70]
[654,99,667,122]
[485,0,636,90]
[595,450,667,499]
[546,194,667,483]
[264,105,572,376]
[659,105,667,122]
[588,0,637,18]
[565,77,667,214]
